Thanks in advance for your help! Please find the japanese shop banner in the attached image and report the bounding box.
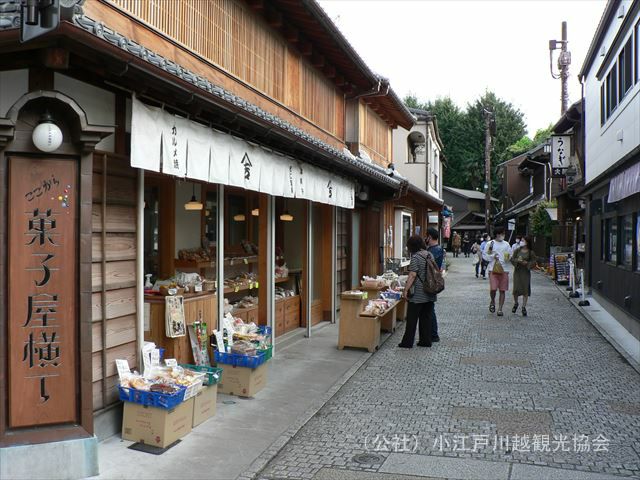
[131,96,162,172]
[131,97,356,207]
[160,114,188,178]
[186,122,212,182]
[209,129,230,186]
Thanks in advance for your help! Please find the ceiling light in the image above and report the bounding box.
[233,214,246,221]
[251,208,259,216]
[184,184,203,210]
[280,211,294,222]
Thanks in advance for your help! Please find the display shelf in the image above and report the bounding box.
[224,276,290,295]
[174,255,259,270]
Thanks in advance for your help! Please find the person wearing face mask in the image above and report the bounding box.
[482,226,513,316]
[479,233,491,279]
[510,235,536,316]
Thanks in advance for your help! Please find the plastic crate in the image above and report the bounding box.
[258,326,272,336]
[181,371,206,400]
[259,345,273,361]
[180,364,223,386]
[118,384,186,410]
[214,350,266,368]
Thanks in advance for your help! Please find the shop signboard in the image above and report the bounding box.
[8,158,78,428]
[551,135,570,178]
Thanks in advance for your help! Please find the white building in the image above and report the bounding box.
[392,107,444,201]
[579,0,640,331]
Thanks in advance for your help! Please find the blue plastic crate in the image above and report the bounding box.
[118,384,186,410]
[258,326,272,336]
[214,350,266,368]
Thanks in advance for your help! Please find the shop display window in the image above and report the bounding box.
[636,215,640,272]
[621,215,633,268]
[606,217,617,264]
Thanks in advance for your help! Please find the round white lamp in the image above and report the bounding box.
[32,117,63,153]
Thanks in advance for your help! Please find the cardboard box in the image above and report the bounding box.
[192,384,217,427]
[122,397,194,449]
[218,362,268,397]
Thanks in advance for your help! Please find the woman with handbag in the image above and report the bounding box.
[511,235,536,316]
[400,235,436,348]
[471,236,482,278]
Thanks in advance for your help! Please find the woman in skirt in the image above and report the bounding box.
[511,236,536,316]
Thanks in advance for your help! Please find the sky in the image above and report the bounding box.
[318,0,607,136]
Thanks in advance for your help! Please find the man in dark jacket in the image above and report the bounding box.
[425,227,444,342]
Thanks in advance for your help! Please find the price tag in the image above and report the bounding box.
[244,258,248,265]
[165,358,178,368]
[115,359,131,382]
[213,329,225,353]
[363,292,368,299]
[234,286,239,293]
[151,349,160,366]
[255,282,259,289]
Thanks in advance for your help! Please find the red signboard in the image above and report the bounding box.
[8,157,77,428]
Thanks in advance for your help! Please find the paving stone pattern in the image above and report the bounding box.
[257,257,640,479]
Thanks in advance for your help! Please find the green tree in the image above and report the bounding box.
[506,124,555,157]
[403,91,527,196]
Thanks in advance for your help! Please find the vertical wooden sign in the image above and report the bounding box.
[8,157,78,428]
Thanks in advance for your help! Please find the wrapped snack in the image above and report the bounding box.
[230,340,257,356]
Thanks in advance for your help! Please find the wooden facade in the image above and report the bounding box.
[91,153,139,411]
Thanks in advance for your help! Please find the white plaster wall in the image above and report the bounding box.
[393,122,429,191]
[175,181,203,257]
[584,2,640,184]
[54,73,116,152]
[0,69,28,116]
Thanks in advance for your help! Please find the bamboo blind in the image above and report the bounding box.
[363,105,390,161]
[300,61,337,136]
[112,0,285,102]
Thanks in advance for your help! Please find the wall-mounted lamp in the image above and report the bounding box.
[251,208,259,217]
[280,200,293,221]
[32,113,63,152]
[184,183,203,211]
[233,214,246,221]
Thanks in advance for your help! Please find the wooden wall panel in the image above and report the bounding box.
[92,341,137,382]
[92,314,137,353]
[92,288,137,323]
[92,204,137,233]
[92,233,136,262]
[92,260,137,292]
[91,152,139,412]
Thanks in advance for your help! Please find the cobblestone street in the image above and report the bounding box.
[256,256,640,480]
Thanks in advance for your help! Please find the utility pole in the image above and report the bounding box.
[483,108,494,235]
[549,21,571,115]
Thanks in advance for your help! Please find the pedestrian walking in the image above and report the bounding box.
[479,233,490,279]
[462,234,471,257]
[511,235,536,316]
[482,226,513,316]
[399,235,435,348]
[511,235,522,251]
[426,227,444,342]
[471,236,482,278]
[452,232,461,258]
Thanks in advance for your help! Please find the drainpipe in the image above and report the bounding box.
[136,169,144,368]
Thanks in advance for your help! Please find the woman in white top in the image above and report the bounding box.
[482,226,513,316]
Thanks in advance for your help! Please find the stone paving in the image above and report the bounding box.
[255,256,640,480]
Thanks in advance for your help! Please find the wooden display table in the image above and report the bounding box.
[338,292,379,353]
[396,298,407,322]
[144,291,217,363]
[380,305,397,333]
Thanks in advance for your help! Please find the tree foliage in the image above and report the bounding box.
[404,91,530,197]
[529,203,553,237]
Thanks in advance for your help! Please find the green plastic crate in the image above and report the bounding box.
[180,364,223,386]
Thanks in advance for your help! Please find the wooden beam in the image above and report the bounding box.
[311,54,325,68]
[246,0,264,10]
[300,42,313,56]
[282,25,299,43]
[266,9,283,28]
[324,65,336,78]
[42,47,69,70]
